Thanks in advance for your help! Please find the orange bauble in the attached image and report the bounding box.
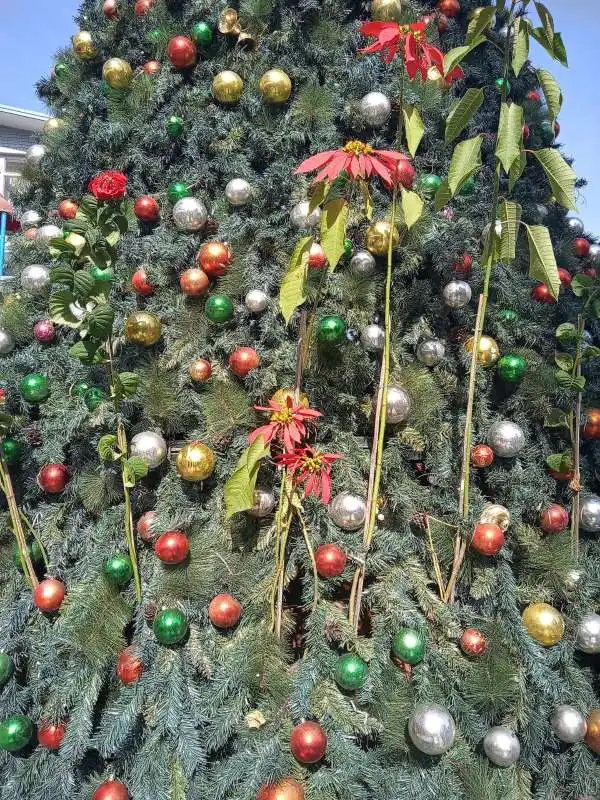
[58,200,78,220]
[143,60,161,75]
[308,243,327,269]
[196,241,232,278]
[460,628,487,657]
[585,710,600,754]
[436,0,460,17]
[208,593,242,628]
[116,646,143,685]
[472,444,493,468]
[34,578,66,612]
[180,268,210,297]
[229,347,260,377]
[583,408,600,440]
[471,523,504,556]
[257,778,305,800]
[189,359,213,383]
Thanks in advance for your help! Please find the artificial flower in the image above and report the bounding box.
[296,141,410,188]
[249,396,322,453]
[88,170,127,201]
[276,445,342,504]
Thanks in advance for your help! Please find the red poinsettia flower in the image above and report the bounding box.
[249,396,322,453]
[296,141,410,188]
[360,21,464,83]
[276,446,342,505]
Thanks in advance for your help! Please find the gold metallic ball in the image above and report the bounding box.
[72,31,99,61]
[124,312,162,346]
[270,388,309,408]
[366,220,400,257]
[259,69,292,103]
[522,602,565,646]
[371,0,402,22]
[212,71,244,104]
[176,441,216,482]
[218,7,241,34]
[43,118,67,135]
[465,335,500,367]
[102,58,133,89]
[585,710,600,754]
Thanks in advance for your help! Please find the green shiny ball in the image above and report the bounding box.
[344,239,353,258]
[55,62,68,79]
[153,608,189,645]
[317,315,346,344]
[84,387,105,411]
[101,80,127,100]
[459,175,475,196]
[0,715,35,752]
[166,115,185,137]
[334,653,368,691]
[19,374,49,403]
[539,120,556,145]
[205,294,234,323]
[14,540,43,572]
[89,265,114,282]
[147,28,162,44]
[392,627,426,665]
[499,309,518,323]
[191,21,213,46]
[495,77,510,93]
[420,174,441,197]
[0,654,13,686]
[168,182,191,203]
[497,353,526,382]
[2,438,24,465]
[71,380,91,398]
[104,554,133,587]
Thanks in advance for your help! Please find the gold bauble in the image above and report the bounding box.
[371,0,402,22]
[64,232,87,255]
[176,441,216,482]
[259,69,292,103]
[212,71,244,104]
[366,220,400,257]
[464,335,500,367]
[270,388,310,408]
[522,602,565,646]
[102,58,133,89]
[72,31,99,61]
[218,8,241,34]
[585,710,600,754]
[480,503,510,532]
[43,118,67,135]
[124,312,161,346]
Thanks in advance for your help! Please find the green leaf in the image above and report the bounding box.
[360,181,373,220]
[554,351,574,371]
[530,26,564,64]
[49,265,75,288]
[536,69,563,122]
[279,235,311,325]
[495,102,524,174]
[447,136,483,196]
[117,372,139,398]
[445,89,484,143]
[525,224,560,299]
[73,270,96,298]
[555,370,585,392]
[105,230,121,248]
[582,345,600,361]
[224,436,271,518]
[546,451,573,472]
[69,339,106,365]
[401,190,423,230]
[443,35,487,76]
[544,408,571,429]
[77,196,99,221]
[495,0,506,11]
[98,434,120,461]
[402,105,424,158]
[508,150,526,193]
[308,181,329,215]
[49,291,83,328]
[112,214,129,235]
[321,198,349,272]
[123,457,149,488]
[433,180,452,212]
[466,7,496,43]
[555,322,579,343]
[552,32,568,67]
[533,149,577,211]
[534,2,555,48]
[499,200,522,262]
[87,305,115,340]
[512,17,530,76]
[570,274,593,297]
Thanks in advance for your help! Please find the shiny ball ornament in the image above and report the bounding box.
[290,721,327,764]
[408,704,456,755]
[72,31,99,60]
[167,36,197,69]
[392,628,426,665]
[143,59,161,75]
[2,438,24,465]
[245,289,269,313]
[124,312,161,346]
[180,268,210,297]
[395,159,416,189]
[585,710,600,754]
[460,628,487,657]
[212,70,244,103]
[371,0,403,22]
[531,283,555,304]
[539,503,569,535]
[522,602,565,646]
[208,593,242,628]
[257,778,305,800]
[166,115,184,136]
[589,244,600,267]
[102,58,133,90]
[550,705,587,743]
[37,721,66,750]
[420,174,442,197]
[176,441,216,482]
[366,220,400,256]
[58,200,78,220]
[575,613,600,654]
[459,175,475,196]
[54,62,69,79]
[499,309,518,324]
[205,294,234,323]
[191,21,213,46]
[155,530,189,564]
[154,608,188,645]
[168,182,191,203]
[259,69,292,103]
[103,0,118,18]
[92,781,130,800]
[574,238,590,258]
[318,315,346,344]
[189,359,213,383]
[137,510,158,543]
[131,269,154,296]
[385,386,411,423]
[487,420,525,458]
[229,347,260,377]
[497,354,526,381]
[359,91,391,127]
[480,503,510,532]
[20,373,50,403]
[71,381,91,399]
[21,210,42,228]
[465,335,500,367]
[443,280,472,309]
[172,198,207,232]
[471,523,504,556]
[104,554,133,587]
[35,225,62,246]
[417,338,445,366]
[0,654,13,685]
[249,488,276,518]
[335,653,368,691]
[361,324,385,352]
[472,444,494,468]
[567,216,585,235]
[483,727,520,766]
[33,320,55,344]
[135,0,156,13]
[290,201,321,229]
[117,647,143,685]
[329,492,367,531]
[308,242,327,269]
[130,431,167,469]
[350,249,377,276]
[38,463,69,493]
[25,145,45,171]
[437,0,460,15]
[495,77,510,94]
[580,495,600,532]
[33,578,65,612]
[0,328,14,355]
[0,715,35,752]
[134,196,160,224]
[315,544,347,577]
[197,241,232,277]
[225,178,252,206]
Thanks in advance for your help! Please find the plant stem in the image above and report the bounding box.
[0,453,38,589]
[570,314,584,560]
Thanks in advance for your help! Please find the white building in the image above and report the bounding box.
[0,104,49,200]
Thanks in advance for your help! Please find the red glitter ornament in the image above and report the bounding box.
[290,721,327,764]
[257,778,305,800]
[33,320,55,344]
[134,196,160,223]
[116,646,143,685]
[37,463,69,493]
[557,268,572,287]
[143,60,161,75]
[394,159,416,189]
[131,269,154,297]
[229,347,260,377]
[103,0,118,19]
[37,721,66,750]
[137,510,158,543]
[531,283,555,304]
[452,252,472,274]
[574,238,590,258]
[436,0,460,17]
[34,578,66,612]
[167,36,197,70]
[472,444,493,468]
[180,268,210,297]
[471,523,504,556]
[196,241,232,278]
[315,543,347,578]
[189,359,213,383]
[526,90,541,104]
[308,243,327,269]
[460,628,487,657]
[208,593,242,628]
[134,0,156,14]
[522,124,530,141]
[58,200,78,220]
[92,780,130,800]
[155,530,189,564]
[539,503,569,535]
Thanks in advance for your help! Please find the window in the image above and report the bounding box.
[0,156,25,200]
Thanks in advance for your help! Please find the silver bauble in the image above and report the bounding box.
[417,338,445,366]
[290,201,321,230]
[487,420,525,458]
[534,203,548,219]
[588,244,600,267]
[225,178,252,206]
[481,220,503,246]
[408,704,456,755]
[329,491,367,531]
[581,331,593,352]
[245,289,269,313]
[249,488,276,518]
[550,705,587,743]
[580,494,600,532]
[349,249,377,276]
[565,568,583,590]
[130,431,167,469]
[361,323,385,352]
[359,91,391,127]
[0,328,15,355]
[442,280,472,309]
[497,24,509,38]
[21,264,50,295]
[575,613,600,654]
[480,503,511,532]
[25,144,46,169]
[20,210,42,229]
[566,216,585,236]
[35,224,62,246]
[172,198,208,232]
[483,727,520,766]
[385,386,411,424]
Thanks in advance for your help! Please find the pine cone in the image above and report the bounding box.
[143,602,157,624]
[411,511,428,530]
[23,424,43,447]
[204,219,219,235]
[212,432,234,451]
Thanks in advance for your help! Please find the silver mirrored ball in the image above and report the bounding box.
[0,328,15,355]
[20,210,42,229]
[442,280,472,309]
[249,488,276,518]
[575,612,600,654]
[417,338,445,366]
[35,224,62,246]
[225,178,252,206]
[566,216,584,236]
[245,289,269,313]
[550,705,587,743]
[385,386,411,424]
[487,420,525,458]
[290,201,321,230]
[359,91,391,127]
[329,491,367,531]
[361,323,385,352]
[349,249,377,276]
[483,727,520,766]
[408,704,456,755]
[580,494,600,532]
[130,431,167,469]
[25,144,46,169]
[588,243,600,267]
[21,264,50,295]
[172,198,208,232]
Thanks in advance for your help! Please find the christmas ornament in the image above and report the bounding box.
[526,89,541,103]
[124,312,161,346]
[574,238,590,258]
[308,243,327,269]
[539,503,569,535]
[361,324,385,352]
[191,21,213,46]
[318,315,346,344]
[135,0,156,13]
[172,198,207,231]
[14,540,43,571]
[366,220,400,256]
[72,31,99,60]
[259,70,292,103]
[522,122,530,140]
[168,182,190,203]
[442,280,472,308]
[349,250,377,276]
[190,359,213,383]
[84,387,105,411]
[104,554,133,586]
[197,241,232,277]
[225,178,252,206]
[480,503,510,531]
[359,91,391,127]
[583,267,597,278]
[290,721,327,764]
[58,200,78,220]
[25,144,46,170]
[176,441,216,481]
[0,715,35,752]
[20,210,42,228]
[437,0,460,15]
[2,438,23,465]
[585,710,600,754]
[32,319,54,346]
[522,602,564,646]
[531,283,555,303]
[54,63,69,79]
[117,647,143,685]
[487,420,525,458]
[37,721,65,750]
[471,523,504,556]
[416,338,445,366]
[137,511,157,544]
[371,0,402,21]
[576,613,600,654]
[460,628,487,657]
[420,174,442,197]
[248,488,276,518]
[155,530,189,564]
[180,268,210,297]
[539,120,556,145]
[385,386,411,423]
[257,779,305,800]
[329,492,367,531]
[37,464,69,493]
[103,59,133,89]
[566,217,584,235]
[0,328,14,355]
[35,225,62,246]
[497,354,526,381]
[550,705,587,743]
[205,294,234,323]
[208,593,242,628]
[92,780,130,800]
[0,654,13,685]
[335,653,368,691]
[472,444,493,468]
[131,269,154,296]
[143,60,161,75]
[408,704,456,755]
[21,264,50,295]
[154,608,188,645]
[582,408,600,439]
[71,381,90,398]
[580,495,600,532]
[103,0,118,18]
[483,727,520,766]
[315,544,347,577]
[134,197,160,225]
[459,175,475,196]
[464,335,500,366]
[229,347,260,377]
[212,71,244,103]
[245,289,269,313]
[588,243,600,267]
[290,201,321,229]
[130,431,167,469]
[33,578,65,612]
[495,77,510,93]
[166,115,184,137]
[167,36,197,69]
[392,628,425,665]
[499,309,518,323]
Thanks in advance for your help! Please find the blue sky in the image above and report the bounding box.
[1,1,598,230]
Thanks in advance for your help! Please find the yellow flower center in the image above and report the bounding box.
[343,140,374,157]
[399,24,423,41]
[301,452,324,473]
[271,407,294,424]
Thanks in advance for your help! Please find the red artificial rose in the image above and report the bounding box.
[89,170,127,201]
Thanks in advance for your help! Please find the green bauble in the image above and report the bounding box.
[147,28,162,45]
[459,175,475,196]
[318,315,346,344]
[392,627,426,665]
[168,182,191,203]
[101,80,127,100]
[497,354,526,382]
[334,653,368,691]
[154,608,189,645]
[499,309,518,323]
[89,265,114,283]
[19,374,49,403]
[205,294,234,323]
[191,21,214,46]
[495,77,510,93]
[84,387,105,411]
[55,62,68,79]
[344,239,353,259]
[539,120,556,146]
[420,174,441,197]
[0,715,35,752]
[104,554,133,587]
[166,115,185,137]
[2,438,24,465]
[0,654,13,686]
[71,380,91,398]
[14,540,43,572]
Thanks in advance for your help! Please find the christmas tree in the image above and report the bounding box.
[1,0,599,798]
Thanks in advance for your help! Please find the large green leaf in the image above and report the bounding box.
[534,2,555,48]
[499,200,522,262]
[117,372,139,398]
[73,270,96,298]
[308,180,329,214]
[88,305,115,340]
[551,32,568,67]
[49,291,83,328]
[466,7,496,43]
[508,150,526,193]
[401,190,423,230]
[445,89,484,143]
[69,339,106,365]
[525,224,560,299]
[433,180,452,212]
[402,105,424,158]
[279,235,311,325]
[447,136,483,196]
[533,148,577,210]
[224,436,271,518]
[49,265,75,289]
[495,102,524,174]
[530,25,567,65]
[511,17,529,76]
[321,198,349,271]
[443,35,487,76]
[536,69,562,121]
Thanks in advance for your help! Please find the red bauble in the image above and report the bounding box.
[290,721,327,764]
[526,90,541,104]
[229,347,260,377]
[531,283,555,304]
[557,268,572,287]
[131,269,154,297]
[583,267,597,278]
[522,124,530,141]
[116,646,143,685]
[436,0,460,17]
[134,0,156,14]
[34,320,55,344]
[554,121,561,137]
[257,779,305,800]
[460,628,487,657]
[103,0,118,18]
[583,408,600,440]
[180,268,210,297]
[38,721,66,750]
[137,510,158,543]
[574,238,590,258]
[315,544,347,578]
[437,13,449,32]
[539,503,569,535]
[208,594,242,628]
[58,200,78,220]
[472,444,494,468]
[37,464,70,493]
[134,196,160,223]
[167,36,197,70]
[143,60,161,75]
[196,241,232,278]
[471,523,504,556]
[453,252,472,274]
[189,359,213,383]
[308,243,327,269]
[394,159,416,189]
[92,780,130,800]
[155,530,189,564]
[34,578,65,612]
